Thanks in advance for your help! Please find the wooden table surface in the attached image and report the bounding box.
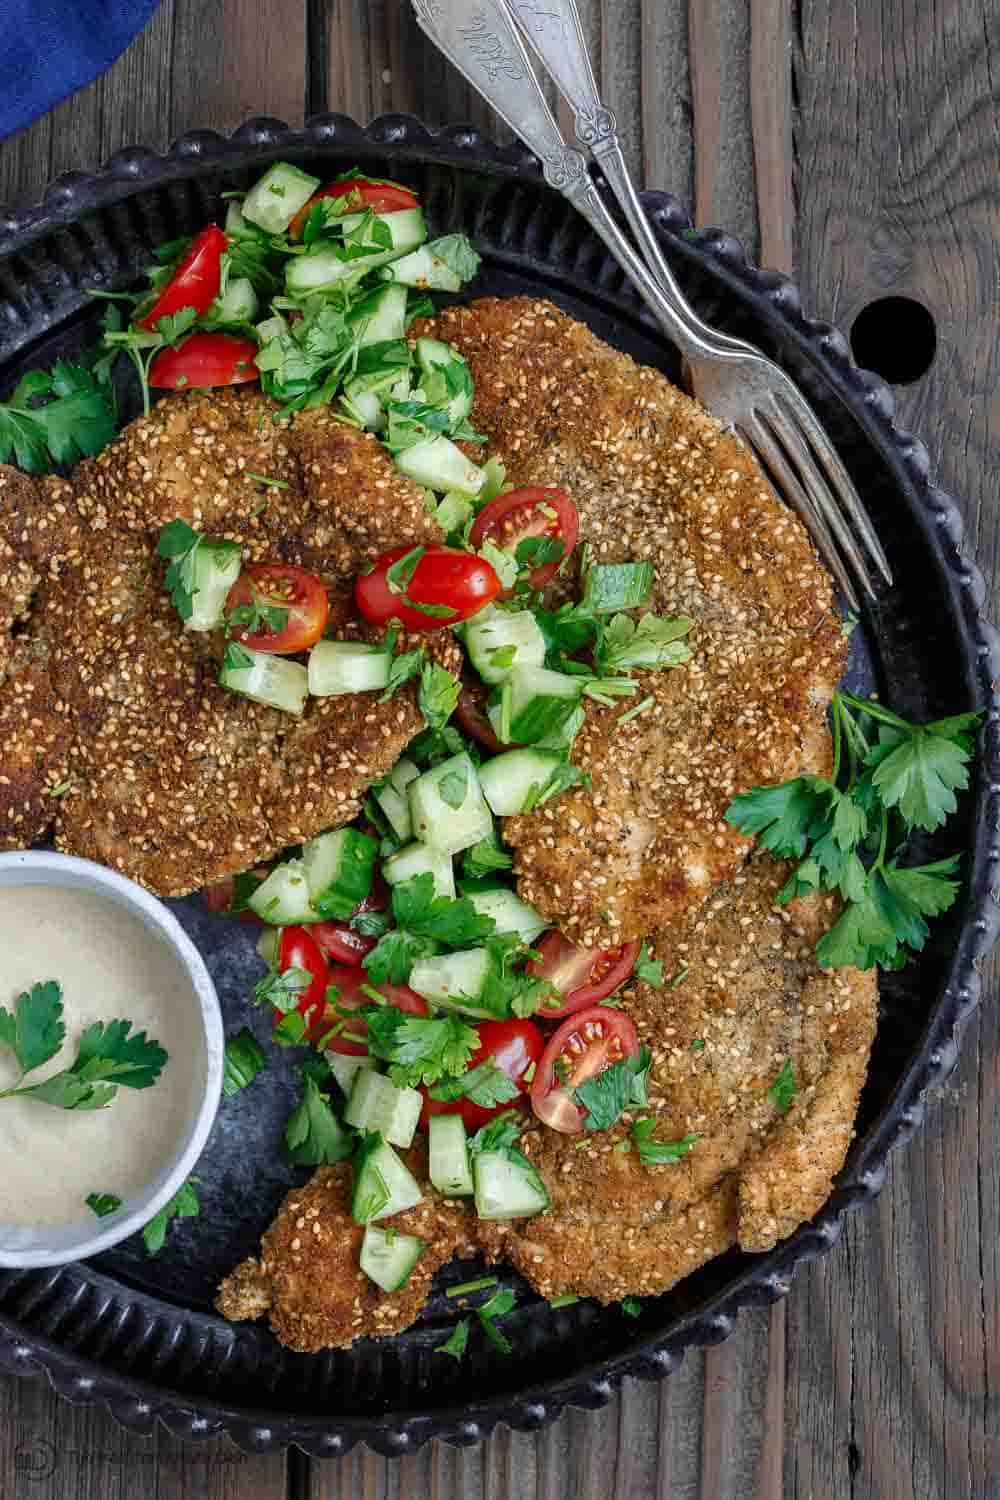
[1,2,998,1495]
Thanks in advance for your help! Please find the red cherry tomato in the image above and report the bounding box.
[531,1005,640,1134]
[148,332,260,389]
[275,926,330,1034]
[454,682,514,754]
[355,545,502,632]
[289,178,420,239]
[527,933,641,1020]
[224,563,329,654]
[138,225,228,330]
[321,972,428,1057]
[420,1017,544,1131]
[468,487,579,595]
[312,920,375,964]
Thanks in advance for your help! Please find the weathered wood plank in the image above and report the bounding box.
[170,0,308,133]
[792,4,1000,1497]
[687,0,759,254]
[0,1371,289,1500]
[749,0,794,272]
[640,0,694,207]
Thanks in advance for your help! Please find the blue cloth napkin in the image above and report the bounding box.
[0,0,163,141]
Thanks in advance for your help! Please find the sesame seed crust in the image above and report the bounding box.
[473,853,877,1303]
[0,388,446,893]
[215,1144,478,1352]
[414,297,847,946]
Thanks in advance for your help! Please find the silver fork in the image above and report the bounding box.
[411,0,892,609]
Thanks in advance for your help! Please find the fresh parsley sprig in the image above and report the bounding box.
[0,357,117,473]
[725,691,981,971]
[0,981,167,1112]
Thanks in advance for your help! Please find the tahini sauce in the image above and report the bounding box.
[0,886,206,1226]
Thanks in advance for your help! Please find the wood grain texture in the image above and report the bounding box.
[792,2,1000,1496]
[749,0,794,272]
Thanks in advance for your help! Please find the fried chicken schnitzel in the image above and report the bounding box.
[216,855,876,1344]
[0,388,455,893]
[215,1144,477,1353]
[414,298,847,947]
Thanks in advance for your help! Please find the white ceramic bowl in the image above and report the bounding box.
[0,850,224,1268]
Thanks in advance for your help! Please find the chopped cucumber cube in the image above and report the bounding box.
[395,435,485,498]
[408,948,493,1016]
[428,1114,474,1196]
[339,389,386,431]
[408,753,494,854]
[255,312,288,344]
[384,244,462,292]
[473,1150,551,1220]
[382,841,456,899]
[505,665,583,743]
[349,282,409,346]
[284,208,426,293]
[360,1225,425,1292]
[247,859,319,925]
[465,605,546,685]
[434,490,472,536]
[414,337,475,426]
[242,161,320,235]
[302,828,378,918]
[345,1070,423,1150]
[325,1052,375,1098]
[464,887,546,945]
[214,275,258,324]
[477,749,564,816]
[220,646,308,715]
[185,539,241,632]
[308,640,390,696]
[352,1136,423,1224]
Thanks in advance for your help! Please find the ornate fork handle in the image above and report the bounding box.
[411,0,719,356]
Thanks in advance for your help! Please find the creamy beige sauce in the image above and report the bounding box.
[0,886,206,1226]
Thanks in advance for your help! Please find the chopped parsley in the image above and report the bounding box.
[768,1060,797,1115]
[85,1192,123,1218]
[630,1118,699,1168]
[143,1177,200,1255]
[0,357,117,473]
[223,1029,267,1097]
[574,1046,650,1132]
[285,1068,353,1164]
[633,941,664,987]
[435,1317,471,1359]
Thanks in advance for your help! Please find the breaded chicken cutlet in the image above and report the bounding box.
[0,387,456,893]
[217,855,876,1344]
[216,1144,478,1352]
[414,298,847,947]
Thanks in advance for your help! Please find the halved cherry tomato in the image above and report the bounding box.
[148,332,260,389]
[420,1017,545,1131]
[311,921,374,964]
[454,681,513,754]
[469,487,579,595]
[321,970,428,1057]
[531,1005,640,1134]
[355,545,502,632]
[311,869,389,964]
[275,926,330,1035]
[289,178,420,239]
[225,563,330,655]
[527,933,641,1020]
[138,225,227,330]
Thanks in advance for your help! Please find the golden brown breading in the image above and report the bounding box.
[415,297,846,946]
[0,389,447,892]
[216,1149,478,1352]
[473,854,877,1302]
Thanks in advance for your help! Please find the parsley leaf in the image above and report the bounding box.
[0,358,117,473]
[363,929,434,985]
[143,1177,200,1255]
[0,979,65,1074]
[634,942,663,987]
[621,1297,642,1318]
[438,766,468,808]
[380,644,425,702]
[86,1192,123,1218]
[390,873,497,947]
[575,1046,650,1132]
[285,1070,353,1165]
[598,613,695,673]
[868,719,976,832]
[630,1118,699,1167]
[477,1286,516,1353]
[1,1008,168,1113]
[436,1317,471,1359]
[223,1029,267,1097]
[424,233,481,282]
[467,1111,523,1157]
[362,1006,479,1088]
[768,1060,797,1115]
[419,663,461,729]
[462,835,514,879]
[429,1059,522,1109]
[253,966,311,1013]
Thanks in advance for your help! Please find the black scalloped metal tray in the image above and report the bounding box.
[1,114,998,1457]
